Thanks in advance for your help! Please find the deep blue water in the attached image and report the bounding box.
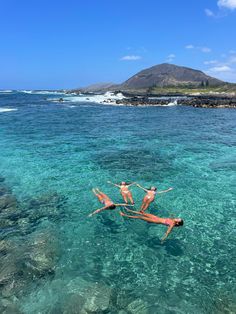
[0,91,236,313]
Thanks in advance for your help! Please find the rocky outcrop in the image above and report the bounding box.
[115,95,236,108]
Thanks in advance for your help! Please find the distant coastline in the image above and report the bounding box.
[68,63,236,108]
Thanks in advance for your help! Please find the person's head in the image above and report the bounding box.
[174,218,184,227]
[121,181,126,185]
[109,204,116,210]
[150,186,157,191]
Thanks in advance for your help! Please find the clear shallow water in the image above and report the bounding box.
[0,91,236,313]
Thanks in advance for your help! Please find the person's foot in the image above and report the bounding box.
[120,212,125,216]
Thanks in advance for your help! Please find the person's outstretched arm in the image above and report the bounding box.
[161,225,174,242]
[136,184,148,192]
[107,181,120,188]
[88,206,107,217]
[157,187,173,194]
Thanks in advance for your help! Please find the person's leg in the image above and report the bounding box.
[92,189,105,203]
[120,212,152,223]
[96,189,109,199]
[92,188,98,196]
[122,193,128,204]
[142,201,151,212]
[128,192,134,204]
[125,208,143,215]
[120,212,142,219]
[140,200,146,210]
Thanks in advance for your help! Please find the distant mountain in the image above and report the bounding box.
[75,82,116,93]
[120,63,224,89]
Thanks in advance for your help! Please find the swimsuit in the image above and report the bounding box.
[122,190,130,194]
[163,218,173,226]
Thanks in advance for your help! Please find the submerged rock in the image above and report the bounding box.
[0,186,9,197]
[0,298,22,314]
[23,230,60,278]
[127,299,149,314]
[83,282,112,313]
[61,294,85,314]
[66,277,112,313]
[25,192,66,224]
[0,195,18,212]
[0,176,5,183]
[0,257,19,287]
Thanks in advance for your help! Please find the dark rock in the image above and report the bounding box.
[82,282,112,313]
[0,258,18,286]
[61,294,85,314]
[116,95,236,108]
[25,192,66,224]
[127,299,149,314]
[0,298,22,314]
[0,195,18,212]
[66,277,112,313]
[22,230,60,278]
[0,186,9,197]
[0,218,15,229]
[0,240,11,253]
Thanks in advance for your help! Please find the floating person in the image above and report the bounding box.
[107,181,136,204]
[89,188,132,217]
[120,208,183,242]
[136,184,173,212]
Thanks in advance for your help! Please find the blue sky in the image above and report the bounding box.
[0,0,236,89]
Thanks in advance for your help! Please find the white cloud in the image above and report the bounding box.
[204,60,218,65]
[185,45,212,53]
[209,65,232,72]
[166,54,175,62]
[205,52,236,82]
[205,8,215,16]
[200,47,212,53]
[217,0,236,10]
[120,55,142,61]
[185,44,194,49]
[229,55,236,64]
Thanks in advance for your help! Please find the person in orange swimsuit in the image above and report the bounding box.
[107,181,136,204]
[136,184,173,212]
[88,188,132,217]
[120,208,183,241]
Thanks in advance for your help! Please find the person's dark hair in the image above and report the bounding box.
[148,187,157,191]
[109,204,116,210]
[176,219,184,227]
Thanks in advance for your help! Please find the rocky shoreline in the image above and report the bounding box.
[114,95,236,108]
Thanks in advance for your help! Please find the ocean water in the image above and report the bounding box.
[0,91,236,313]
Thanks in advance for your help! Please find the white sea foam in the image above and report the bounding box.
[65,91,125,105]
[0,108,17,113]
[20,90,65,95]
[21,90,33,94]
[0,90,13,93]
[166,100,178,106]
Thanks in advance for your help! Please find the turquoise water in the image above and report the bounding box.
[0,91,236,313]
